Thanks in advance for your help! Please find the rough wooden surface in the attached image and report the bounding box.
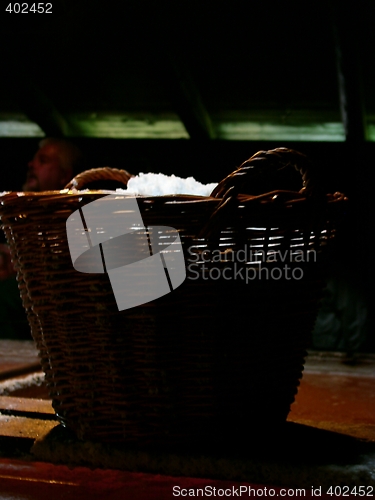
[0,340,41,380]
[0,343,374,494]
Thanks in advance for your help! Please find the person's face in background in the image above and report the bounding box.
[24,143,72,191]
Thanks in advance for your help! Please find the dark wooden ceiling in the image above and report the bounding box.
[1,0,373,142]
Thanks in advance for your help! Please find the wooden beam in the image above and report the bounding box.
[3,47,69,137]
[168,53,216,141]
[13,85,69,138]
[145,2,215,141]
[331,2,366,145]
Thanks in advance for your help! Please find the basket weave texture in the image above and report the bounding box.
[0,148,346,445]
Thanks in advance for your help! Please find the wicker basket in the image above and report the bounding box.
[0,148,346,446]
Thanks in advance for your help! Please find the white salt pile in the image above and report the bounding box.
[124,172,217,196]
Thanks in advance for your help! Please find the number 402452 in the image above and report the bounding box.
[5,3,52,13]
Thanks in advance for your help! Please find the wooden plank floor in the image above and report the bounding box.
[288,351,375,441]
[0,343,374,498]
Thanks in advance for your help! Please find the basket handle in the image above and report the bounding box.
[211,147,316,199]
[64,167,134,190]
[201,147,322,240]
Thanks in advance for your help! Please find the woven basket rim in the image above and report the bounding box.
[0,190,213,201]
[0,188,347,204]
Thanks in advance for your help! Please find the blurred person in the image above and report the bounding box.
[23,137,83,191]
[0,138,84,339]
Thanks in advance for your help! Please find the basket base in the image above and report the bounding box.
[44,267,321,445]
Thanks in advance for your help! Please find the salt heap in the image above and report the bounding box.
[124,173,217,197]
